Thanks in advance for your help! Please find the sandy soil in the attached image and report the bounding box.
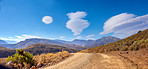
[44,53,137,69]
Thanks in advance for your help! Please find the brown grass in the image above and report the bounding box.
[33,51,70,66]
[108,49,148,69]
[0,51,71,69]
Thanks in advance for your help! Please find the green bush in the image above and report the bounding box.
[7,49,34,68]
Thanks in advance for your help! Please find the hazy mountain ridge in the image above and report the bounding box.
[0,36,120,50]
[87,36,120,48]
[52,36,120,47]
[0,39,8,44]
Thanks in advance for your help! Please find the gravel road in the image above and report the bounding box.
[44,53,137,69]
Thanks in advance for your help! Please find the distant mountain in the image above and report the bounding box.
[5,40,17,44]
[0,36,120,50]
[0,39,7,44]
[81,29,148,53]
[0,44,79,58]
[87,36,120,48]
[71,39,94,46]
[68,36,120,48]
[0,38,86,50]
[14,38,63,49]
[52,39,71,44]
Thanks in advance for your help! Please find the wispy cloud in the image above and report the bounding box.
[100,13,148,38]
[66,11,89,35]
[42,16,53,24]
[75,36,82,39]
[86,34,95,38]
[0,35,41,42]
[59,36,66,39]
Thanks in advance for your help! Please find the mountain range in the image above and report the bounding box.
[0,36,120,50]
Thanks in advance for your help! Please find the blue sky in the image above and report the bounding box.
[0,0,148,42]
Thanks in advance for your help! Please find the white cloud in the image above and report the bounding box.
[59,36,66,39]
[75,36,82,39]
[0,35,41,42]
[8,37,13,38]
[87,38,95,40]
[100,13,148,38]
[42,16,53,24]
[66,11,89,35]
[86,34,95,38]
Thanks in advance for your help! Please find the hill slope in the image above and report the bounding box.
[0,46,15,58]
[81,29,148,53]
[0,44,79,58]
[0,40,7,44]
[24,43,79,55]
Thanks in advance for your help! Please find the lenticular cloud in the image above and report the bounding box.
[100,13,148,38]
[66,11,89,35]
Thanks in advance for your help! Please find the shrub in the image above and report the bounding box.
[33,51,70,66]
[138,30,142,33]
[121,47,128,51]
[7,49,34,68]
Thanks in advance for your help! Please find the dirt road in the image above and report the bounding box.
[44,53,137,69]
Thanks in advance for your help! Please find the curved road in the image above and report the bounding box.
[44,53,137,69]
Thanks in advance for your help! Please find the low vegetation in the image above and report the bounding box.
[81,29,148,53]
[24,43,79,55]
[6,49,34,68]
[0,43,78,58]
[0,49,71,69]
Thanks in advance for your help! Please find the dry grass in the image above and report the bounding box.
[108,49,148,69]
[120,49,148,69]
[33,51,70,66]
[0,51,71,69]
[0,58,7,64]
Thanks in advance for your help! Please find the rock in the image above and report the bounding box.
[36,62,42,68]
[30,66,36,69]
[6,60,12,65]
[119,52,123,54]
[125,51,128,54]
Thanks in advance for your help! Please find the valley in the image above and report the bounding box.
[0,29,147,69]
[0,0,148,69]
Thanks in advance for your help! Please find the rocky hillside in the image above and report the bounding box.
[81,29,148,53]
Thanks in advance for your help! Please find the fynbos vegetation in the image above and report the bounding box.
[81,29,148,53]
[0,49,70,69]
[7,49,34,69]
